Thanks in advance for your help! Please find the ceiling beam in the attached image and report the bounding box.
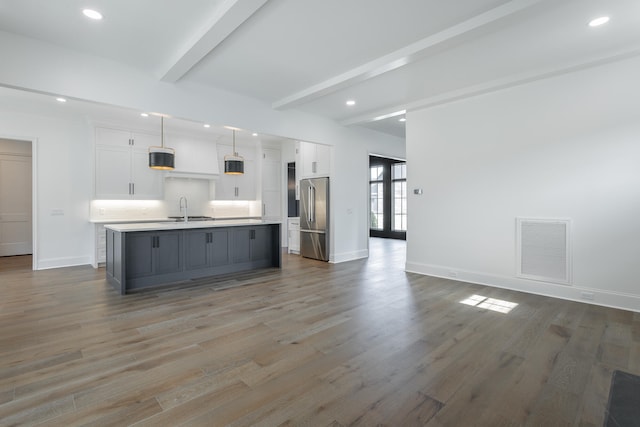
[160,0,268,83]
[340,45,640,127]
[272,0,544,110]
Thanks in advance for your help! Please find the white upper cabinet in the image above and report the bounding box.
[261,148,281,219]
[299,141,331,178]
[94,127,164,200]
[164,135,219,178]
[214,144,257,200]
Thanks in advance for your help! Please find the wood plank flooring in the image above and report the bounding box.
[0,239,638,426]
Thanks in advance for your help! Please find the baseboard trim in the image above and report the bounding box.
[36,256,92,270]
[330,249,368,264]
[405,261,640,313]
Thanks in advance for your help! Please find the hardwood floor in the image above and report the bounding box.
[0,240,638,426]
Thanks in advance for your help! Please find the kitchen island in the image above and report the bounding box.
[105,220,281,294]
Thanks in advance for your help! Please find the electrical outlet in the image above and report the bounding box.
[99,208,106,216]
[580,292,595,301]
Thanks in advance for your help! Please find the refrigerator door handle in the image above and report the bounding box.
[308,185,313,223]
[310,185,316,223]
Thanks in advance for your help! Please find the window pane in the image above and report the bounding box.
[392,162,406,180]
[392,180,407,231]
[370,182,383,230]
[370,165,383,181]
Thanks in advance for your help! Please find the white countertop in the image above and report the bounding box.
[90,218,170,224]
[104,219,280,232]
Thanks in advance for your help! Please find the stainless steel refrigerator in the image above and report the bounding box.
[300,177,329,261]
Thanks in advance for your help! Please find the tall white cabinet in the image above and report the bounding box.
[94,127,163,199]
[261,148,281,220]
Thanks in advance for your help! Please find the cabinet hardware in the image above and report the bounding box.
[312,161,317,174]
[250,229,256,240]
[235,187,239,197]
[263,203,265,215]
[131,183,134,195]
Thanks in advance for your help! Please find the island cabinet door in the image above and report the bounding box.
[231,228,252,264]
[155,231,183,274]
[210,230,230,266]
[251,226,273,262]
[185,230,210,271]
[126,233,155,278]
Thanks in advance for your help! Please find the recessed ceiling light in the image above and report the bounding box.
[140,113,149,117]
[398,118,406,122]
[589,16,610,27]
[82,9,103,20]
[346,100,356,106]
[204,124,210,128]
[56,97,67,103]
[252,133,258,137]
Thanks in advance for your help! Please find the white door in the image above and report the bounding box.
[0,140,32,256]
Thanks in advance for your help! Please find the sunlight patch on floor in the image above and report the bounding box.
[460,294,518,314]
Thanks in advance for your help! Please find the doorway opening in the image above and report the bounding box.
[369,155,406,240]
[0,138,33,260]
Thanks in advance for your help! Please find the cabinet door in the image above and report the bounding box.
[262,149,281,219]
[315,144,331,176]
[211,230,230,266]
[214,145,237,200]
[131,131,160,151]
[125,233,154,278]
[236,159,256,200]
[251,226,272,262]
[288,219,300,253]
[95,145,131,199]
[155,231,182,274]
[185,230,210,271]
[131,149,163,199]
[295,142,301,200]
[96,127,132,148]
[231,228,251,263]
[262,191,280,219]
[299,141,330,178]
[262,150,280,191]
[299,141,316,178]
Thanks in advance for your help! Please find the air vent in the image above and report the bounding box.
[516,218,570,285]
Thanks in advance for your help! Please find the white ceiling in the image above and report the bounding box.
[0,0,639,138]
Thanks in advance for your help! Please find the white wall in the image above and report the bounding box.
[0,30,404,268]
[406,54,640,312]
[0,107,93,269]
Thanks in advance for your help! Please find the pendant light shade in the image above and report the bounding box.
[224,129,244,175]
[149,116,175,170]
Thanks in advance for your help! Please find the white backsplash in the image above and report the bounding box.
[164,178,210,217]
[91,178,262,220]
[90,200,167,220]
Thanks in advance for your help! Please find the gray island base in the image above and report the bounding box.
[105,220,281,294]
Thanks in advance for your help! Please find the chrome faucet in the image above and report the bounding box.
[179,196,188,223]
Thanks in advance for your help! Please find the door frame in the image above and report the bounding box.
[0,134,38,269]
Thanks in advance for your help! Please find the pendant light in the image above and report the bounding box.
[149,116,175,170]
[224,129,244,175]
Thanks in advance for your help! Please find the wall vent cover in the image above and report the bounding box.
[516,218,571,285]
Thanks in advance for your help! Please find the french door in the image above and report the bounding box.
[369,156,406,240]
